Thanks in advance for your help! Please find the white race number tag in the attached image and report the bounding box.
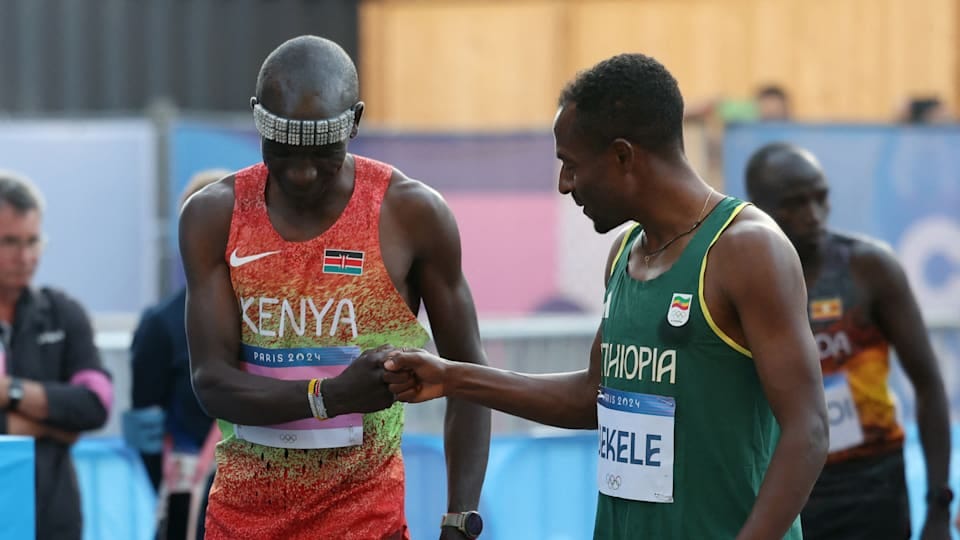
[597,386,675,503]
[824,373,864,453]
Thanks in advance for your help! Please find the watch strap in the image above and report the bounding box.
[7,377,22,411]
[440,512,465,530]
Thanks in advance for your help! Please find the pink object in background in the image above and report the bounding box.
[445,193,558,316]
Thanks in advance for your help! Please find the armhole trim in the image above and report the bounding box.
[698,203,753,358]
[610,223,640,279]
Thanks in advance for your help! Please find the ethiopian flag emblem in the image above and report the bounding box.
[667,292,693,327]
[323,249,364,276]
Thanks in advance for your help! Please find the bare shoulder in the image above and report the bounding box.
[178,175,237,256]
[843,232,905,291]
[382,168,458,242]
[712,205,795,260]
[845,232,899,266]
[384,169,451,218]
[709,205,803,291]
[704,205,809,350]
[180,176,236,226]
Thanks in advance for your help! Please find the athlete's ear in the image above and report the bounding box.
[610,138,634,172]
[350,102,365,139]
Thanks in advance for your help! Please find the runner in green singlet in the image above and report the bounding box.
[382,53,829,539]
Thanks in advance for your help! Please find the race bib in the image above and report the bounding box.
[234,344,363,449]
[597,386,675,503]
[823,373,864,453]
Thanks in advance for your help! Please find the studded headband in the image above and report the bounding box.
[251,97,355,146]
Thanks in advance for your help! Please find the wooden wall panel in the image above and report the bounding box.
[360,0,568,129]
[564,0,957,121]
[360,0,958,128]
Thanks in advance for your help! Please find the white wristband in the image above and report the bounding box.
[307,385,322,419]
[313,379,330,420]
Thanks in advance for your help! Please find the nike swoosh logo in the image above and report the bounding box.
[229,248,281,267]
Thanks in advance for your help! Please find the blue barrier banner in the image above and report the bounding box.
[0,436,34,539]
[74,428,959,540]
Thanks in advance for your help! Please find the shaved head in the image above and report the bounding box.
[744,143,830,251]
[745,142,824,203]
[255,35,359,120]
[253,36,364,205]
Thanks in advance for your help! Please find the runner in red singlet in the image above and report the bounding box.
[178,35,490,539]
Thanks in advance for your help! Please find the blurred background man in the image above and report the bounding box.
[0,171,112,540]
[124,169,228,540]
[746,143,952,540]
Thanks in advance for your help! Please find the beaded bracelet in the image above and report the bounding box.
[307,378,330,421]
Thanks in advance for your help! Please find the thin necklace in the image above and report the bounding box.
[639,190,715,266]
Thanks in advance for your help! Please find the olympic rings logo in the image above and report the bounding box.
[605,474,621,490]
[279,433,298,443]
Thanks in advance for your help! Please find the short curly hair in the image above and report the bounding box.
[558,53,685,154]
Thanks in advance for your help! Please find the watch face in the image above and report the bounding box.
[463,512,483,536]
[9,386,23,400]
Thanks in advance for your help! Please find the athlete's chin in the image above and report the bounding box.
[279,179,329,201]
[590,218,623,234]
[591,219,619,234]
[792,230,826,251]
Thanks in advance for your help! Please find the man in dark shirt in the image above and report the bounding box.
[745,143,952,540]
[0,170,112,540]
[125,169,227,540]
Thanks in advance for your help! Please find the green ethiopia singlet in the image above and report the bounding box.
[593,197,802,539]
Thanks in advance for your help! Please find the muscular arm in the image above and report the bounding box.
[399,186,492,514]
[710,214,828,540]
[861,245,950,514]
[180,181,312,425]
[441,333,600,429]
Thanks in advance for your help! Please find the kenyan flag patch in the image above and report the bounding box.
[323,249,364,276]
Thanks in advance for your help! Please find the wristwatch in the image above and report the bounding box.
[927,486,954,509]
[7,377,24,411]
[440,511,483,538]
